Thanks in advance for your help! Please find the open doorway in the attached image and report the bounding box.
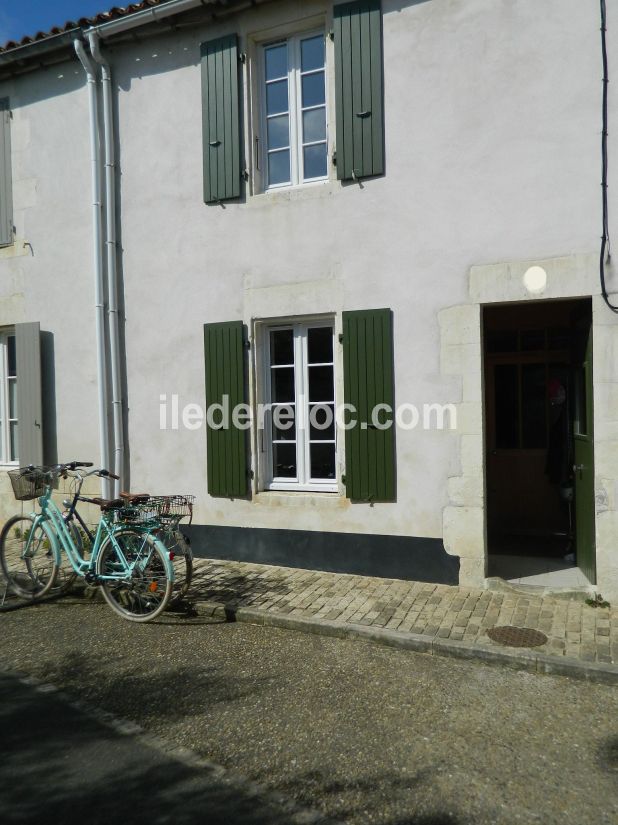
[484,298,595,587]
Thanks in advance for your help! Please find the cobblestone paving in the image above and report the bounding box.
[189,559,617,665]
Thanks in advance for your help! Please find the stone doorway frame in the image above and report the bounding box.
[438,253,618,600]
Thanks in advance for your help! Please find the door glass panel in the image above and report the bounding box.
[494,364,519,449]
[272,406,296,441]
[271,367,295,403]
[273,442,296,478]
[574,366,587,436]
[310,442,335,479]
[308,365,334,402]
[270,329,294,365]
[9,421,17,462]
[8,378,17,419]
[309,404,335,440]
[7,336,16,376]
[521,364,547,448]
[307,327,333,363]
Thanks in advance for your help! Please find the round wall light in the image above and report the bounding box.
[523,265,547,294]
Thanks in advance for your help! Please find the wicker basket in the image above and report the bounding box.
[8,467,48,501]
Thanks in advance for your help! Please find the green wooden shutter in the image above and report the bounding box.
[334,0,384,181]
[15,322,43,467]
[204,321,249,497]
[342,309,394,502]
[0,99,13,247]
[201,34,242,203]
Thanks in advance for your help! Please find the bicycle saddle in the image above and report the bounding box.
[90,497,124,511]
[120,492,151,504]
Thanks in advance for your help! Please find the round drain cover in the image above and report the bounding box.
[486,626,548,648]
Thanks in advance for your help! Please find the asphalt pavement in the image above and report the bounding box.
[1,595,617,825]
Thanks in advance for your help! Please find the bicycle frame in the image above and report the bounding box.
[27,484,173,583]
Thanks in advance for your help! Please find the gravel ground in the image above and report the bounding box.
[1,595,617,825]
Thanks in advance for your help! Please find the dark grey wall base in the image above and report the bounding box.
[184,524,460,585]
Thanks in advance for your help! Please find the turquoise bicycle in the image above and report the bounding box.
[0,461,174,622]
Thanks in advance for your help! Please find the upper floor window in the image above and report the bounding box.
[262,33,328,189]
[0,99,13,247]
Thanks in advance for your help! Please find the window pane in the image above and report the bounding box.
[266,80,288,115]
[309,365,334,402]
[302,108,326,144]
[270,329,294,365]
[485,329,518,354]
[548,327,569,350]
[9,421,17,462]
[307,327,332,363]
[520,329,545,352]
[303,144,327,179]
[310,443,335,480]
[309,404,335,440]
[522,364,547,448]
[7,335,16,377]
[273,442,296,478]
[301,72,325,108]
[272,405,296,441]
[271,366,295,402]
[267,114,289,150]
[8,379,17,419]
[301,36,324,73]
[268,150,290,186]
[494,364,519,449]
[265,43,287,80]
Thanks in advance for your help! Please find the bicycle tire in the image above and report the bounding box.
[95,529,173,622]
[0,514,59,599]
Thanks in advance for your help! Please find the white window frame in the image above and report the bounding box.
[0,330,18,465]
[260,318,337,493]
[260,30,329,190]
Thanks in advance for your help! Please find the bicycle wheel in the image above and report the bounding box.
[96,529,173,622]
[0,514,59,599]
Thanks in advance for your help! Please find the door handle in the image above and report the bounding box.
[573,464,584,471]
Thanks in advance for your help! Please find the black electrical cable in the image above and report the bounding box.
[600,0,618,311]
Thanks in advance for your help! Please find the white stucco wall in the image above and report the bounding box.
[0,0,617,592]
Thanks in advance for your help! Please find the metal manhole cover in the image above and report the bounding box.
[486,626,548,648]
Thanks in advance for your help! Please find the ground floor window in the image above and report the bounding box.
[263,319,336,492]
[0,331,17,463]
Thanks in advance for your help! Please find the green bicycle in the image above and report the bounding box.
[0,462,174,622]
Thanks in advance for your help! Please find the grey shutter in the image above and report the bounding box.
[334,0,384,181]
[204,321,249,497]
[201,34,242,203]
[0,99,13,247]
[15,322,43,467]
[342,308,395,502]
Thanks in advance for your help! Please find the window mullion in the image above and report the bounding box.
[294,325,306,484]
[289,36,299,187]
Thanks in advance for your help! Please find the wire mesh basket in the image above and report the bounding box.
[118,495,195,525]
[8,467,48,501]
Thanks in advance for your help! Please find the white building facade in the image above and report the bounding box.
[1,0,618,598]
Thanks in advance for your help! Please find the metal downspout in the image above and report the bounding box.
[73,39,112,498]
[88,32,124,498]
